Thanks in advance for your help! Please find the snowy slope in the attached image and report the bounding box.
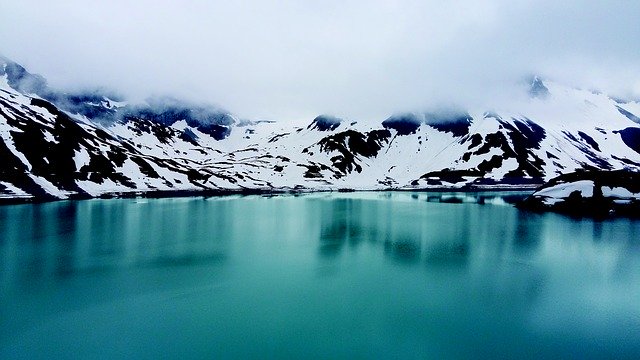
[2,58,640,201]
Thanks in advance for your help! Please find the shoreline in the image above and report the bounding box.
[0,185,540,206]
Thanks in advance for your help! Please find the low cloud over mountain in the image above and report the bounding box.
[1,1,639,121]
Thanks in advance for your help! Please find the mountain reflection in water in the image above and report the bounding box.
[1,192,639,359]
[316,193,542,266]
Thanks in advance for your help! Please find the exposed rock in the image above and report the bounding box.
[308,115,342,131]
[382,114,421,135]
[517,170,640,218]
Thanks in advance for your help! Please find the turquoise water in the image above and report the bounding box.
[1,192,639,359]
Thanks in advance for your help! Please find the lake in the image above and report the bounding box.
[1,192,639,359]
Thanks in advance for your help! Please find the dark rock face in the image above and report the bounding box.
[30,98,61,116]
[533,170,640,194]
[0,124,54,199]
[180,128,199,146]
[425,112,473,137]
[455,117,548,181]
[511,118,546,148]
[299,163,331,179]
[467,134,483,149]
[563,130,612,169]
[499,119,547,178]
[317,129,391,175]
[308,115,341,131]
[382,114,421,135]
[124,117,178,144]
[123,99,234,140]
[419,169,483,185]
[616,106,640,124]
[577,131,600,151]
[616,127,640,155]
[517,170,640,218]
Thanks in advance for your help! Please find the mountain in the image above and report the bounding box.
[2,57,640,202]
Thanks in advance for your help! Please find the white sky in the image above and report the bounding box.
[1,0,639,121]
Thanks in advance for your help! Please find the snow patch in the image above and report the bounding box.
[602,186,640,199]
[29,175,70,199]
[536,180,594,204]
[0,181,30,198]
[73,147,91,170]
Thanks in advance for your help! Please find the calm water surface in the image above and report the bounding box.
[1,192,639,359]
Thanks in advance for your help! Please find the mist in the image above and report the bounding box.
[1,0,639,122]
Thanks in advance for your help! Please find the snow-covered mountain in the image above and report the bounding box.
[2,57,640,201]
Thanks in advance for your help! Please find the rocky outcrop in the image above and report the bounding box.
[517,170,640,218]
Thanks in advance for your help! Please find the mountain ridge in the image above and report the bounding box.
[2,57,640,202]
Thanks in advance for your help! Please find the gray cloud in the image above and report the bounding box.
[1,0,639,121]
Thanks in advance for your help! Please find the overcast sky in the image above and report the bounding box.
[1,0,639,121]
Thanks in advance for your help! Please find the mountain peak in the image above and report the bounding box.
[308,115,342,131]
[0,56,48,95]
[528,76,550,99]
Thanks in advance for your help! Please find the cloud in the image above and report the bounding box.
[1,0,639,121]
